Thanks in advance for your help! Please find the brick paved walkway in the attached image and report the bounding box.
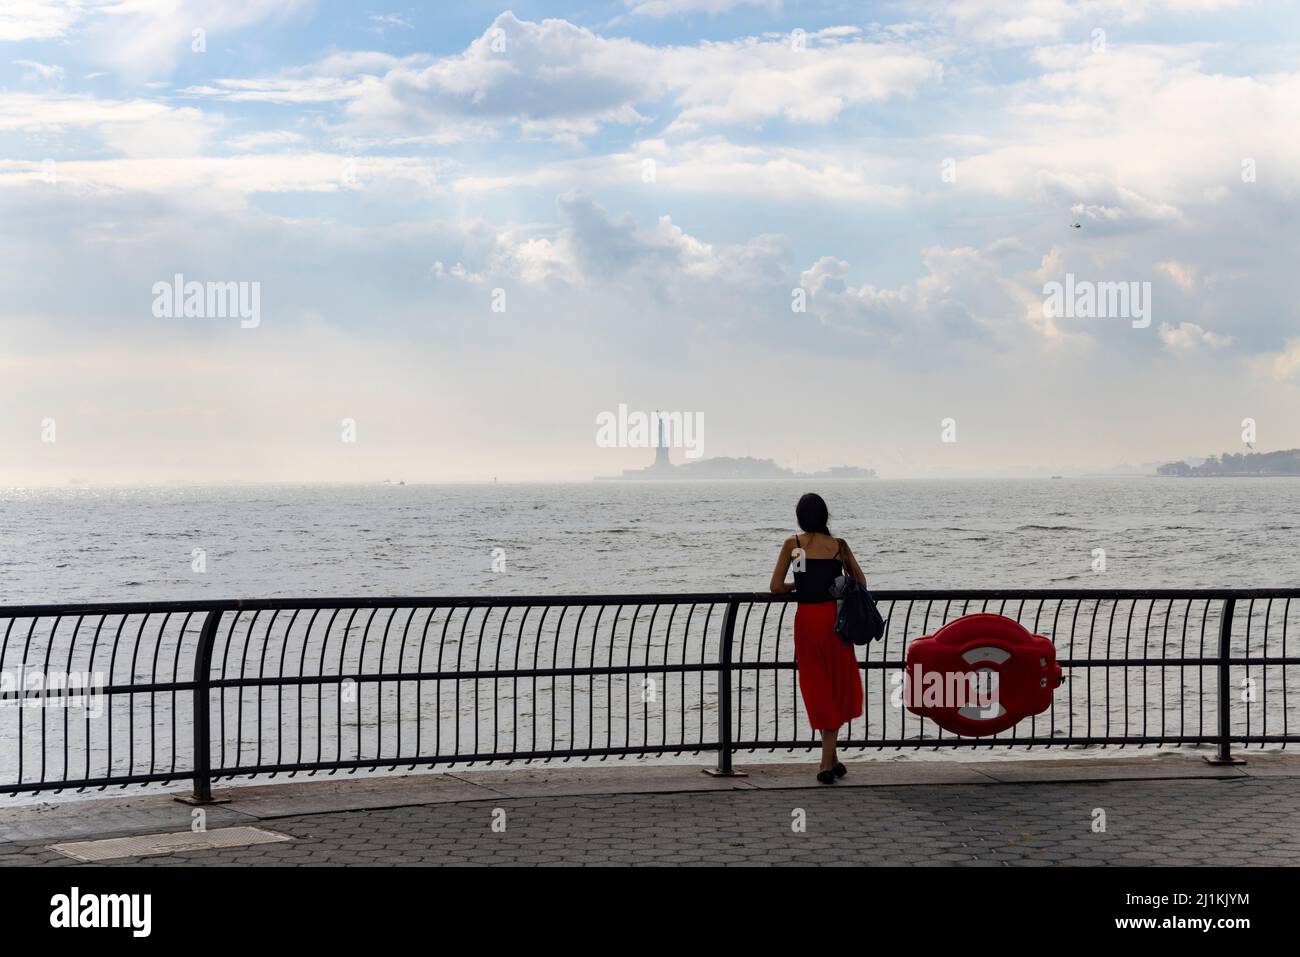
[4,776,1296,866]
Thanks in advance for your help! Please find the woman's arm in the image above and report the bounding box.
[770,537,798,593]
[842,540,867,586]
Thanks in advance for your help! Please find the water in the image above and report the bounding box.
[3,479,1297,802]
[3,477,1299,604]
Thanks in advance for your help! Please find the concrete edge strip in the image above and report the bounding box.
[48,825,293,862]
[234,769,1262,823]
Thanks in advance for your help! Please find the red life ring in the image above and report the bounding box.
[904,614,1063,736]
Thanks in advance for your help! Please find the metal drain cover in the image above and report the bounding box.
[50,826,292,862]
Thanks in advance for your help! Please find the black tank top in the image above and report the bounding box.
[792,535,845,604]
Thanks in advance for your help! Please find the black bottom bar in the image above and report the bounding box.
[2,865,1273,941]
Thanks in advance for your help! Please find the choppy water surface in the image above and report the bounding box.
[3,478,1299,602]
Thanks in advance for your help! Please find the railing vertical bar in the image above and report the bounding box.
[624,605,640,759]
[1259,600,1270,747]
[187,609,223,803]
[709,598,739,775]
[316,608,341,772]
[659,605,676,755]
[547,606,567,758]
[1206,597,1243,766]
[165,614,189,784]
[698,603,715,754]
[1283,598,1291,747]
[39,616,62,789]
[604,606,621,761]
[295,609,319,773]
[394,607,419,769]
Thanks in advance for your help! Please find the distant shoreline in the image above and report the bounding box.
[1157,448,1300,478]
[8,475,1191,490]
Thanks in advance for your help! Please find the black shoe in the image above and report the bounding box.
[816,769,836,785]
[832,762,847,779]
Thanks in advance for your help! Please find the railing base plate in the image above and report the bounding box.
[1202,754,1247,767]
[701,767,749,778]
[173,795,232,806]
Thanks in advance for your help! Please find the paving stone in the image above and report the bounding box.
[3,776,1298,866]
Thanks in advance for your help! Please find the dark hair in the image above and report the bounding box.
[796,492,831,536]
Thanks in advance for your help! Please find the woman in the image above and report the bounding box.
[769,492,866,784]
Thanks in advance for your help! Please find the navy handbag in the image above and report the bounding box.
[828,542,886,645]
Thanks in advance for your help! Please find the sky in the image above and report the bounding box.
[2,0,1299,483]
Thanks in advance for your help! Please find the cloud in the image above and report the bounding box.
[1269,339,1300,383]
[560,189,785,283]
[188,13,939,140]
[1156,260,1197,291]
[454,137,913,204]
[798,243,1043,350]
[2,2,316,75]
[225,129,307,151]
[14,58,66,85]
[660,29,938,130]
[947,44,1300,233]
[923,0,1247,47]
[3,172,1296,481]
[368,13,412,33]
[7,4,1300,480]
[434,190,786,294]
[181,50,404,103]
[173,14,1300,227]
[0,92,219,157]
[83,0,314,79]
[338,13,657,138]
[0,151,446,195]
[0,0,90,42]
[626,0,779,16]
[181,74,375,105]
[1158,321,1232,352]
[437,193,1055,359]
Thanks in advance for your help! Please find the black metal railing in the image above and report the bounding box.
[2,590,1298,801]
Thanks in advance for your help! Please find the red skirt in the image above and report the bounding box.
[794,602,864,731]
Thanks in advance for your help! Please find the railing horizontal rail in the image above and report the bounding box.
[7,588,1300,619]
[3,589,1298,797]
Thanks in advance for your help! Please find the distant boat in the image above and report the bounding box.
[1051,475,1063,480]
